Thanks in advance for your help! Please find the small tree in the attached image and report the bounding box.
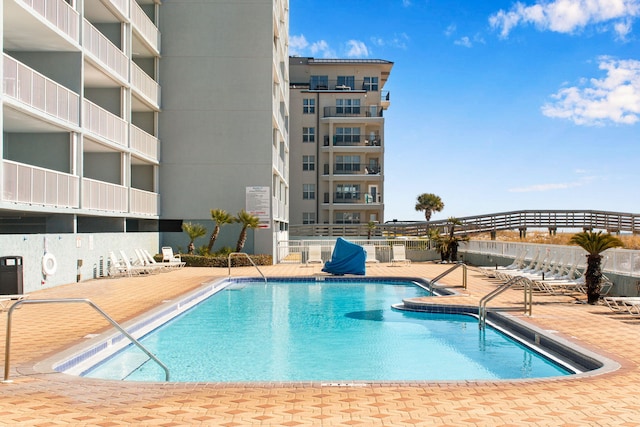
[569,231,624,304]
[235,210,261,252]
[207,209,234,254]
[366,221,377,240]
[181,222,207,254]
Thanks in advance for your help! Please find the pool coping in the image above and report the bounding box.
[34,275,620,385]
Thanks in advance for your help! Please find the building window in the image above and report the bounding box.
[310,75,328,90]
[302,212,316,224]
[303,184,315,200]
[335,155,361,173]
[303,98,315,114]
[335,184,360,201]
[363,77,379,91]
[303,155,315,171]
[337,76,355,90]
[335,212,361,224]
[335,127,361,144]
[336,99,360,115]
[303,127,315,143]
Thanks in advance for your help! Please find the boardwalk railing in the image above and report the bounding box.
[290,210,640,238]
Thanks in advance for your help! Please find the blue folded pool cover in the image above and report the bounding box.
[322,237,366,275]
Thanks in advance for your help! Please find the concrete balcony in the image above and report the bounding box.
[83,19,128,82]
[131,1,160,54]
[6,0,80,47]
[130,124,159,162]
[3,54,80,127]
[131,61,160,109]
[130,188,158,216]
[81,177,127,213]
[82,99,127,147]
[2,160,80,209]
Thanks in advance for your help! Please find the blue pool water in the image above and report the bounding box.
[84,279,572,382]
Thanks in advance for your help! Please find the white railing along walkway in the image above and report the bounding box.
[20,0,80,42]
[83,19,128,81]
[2,160,79,208]
[81,178,127,212]
[82,99,127,147]
[131,61,160,107]
[130,125,159,160]
[130,188,159,216]
[131,2,159,52]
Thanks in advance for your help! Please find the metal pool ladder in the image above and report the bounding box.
[2,298,170,383]
[478,276,533,329]
[228,252,267,284]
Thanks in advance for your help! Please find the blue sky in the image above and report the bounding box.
[289,0,640,222]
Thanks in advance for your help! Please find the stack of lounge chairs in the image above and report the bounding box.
[478,249,613,297]
[108,247,185,277]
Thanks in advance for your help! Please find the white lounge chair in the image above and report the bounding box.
[134,249,163,273]
[391,245,411,266]
[162,246,186,268]
[363,245,379,263]
[120,250,153,275]
[108,251,131,277]
[142,249,169,271]
[306,245,323,265]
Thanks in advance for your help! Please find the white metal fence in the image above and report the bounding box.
[2,160,79,208]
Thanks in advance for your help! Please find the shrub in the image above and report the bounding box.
[154,253,272,267]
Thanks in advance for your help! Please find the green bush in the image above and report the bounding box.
[154,253,272,267]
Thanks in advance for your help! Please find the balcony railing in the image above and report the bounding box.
[2,160,80,208]
[323,135,382,147]
[131,61,160,107]
[304,78,382,92]
[272,196,287,221]
[104,0,128,18]
[130,125,159,160]
[324,164,381,175]
[81,177,127,212]
[3,54,80,127]
[323,192,381,204]
[20,0,80,43]
[83,19,128,81]
[323,106,383,118]
[83,99,127,146]
[131,1,160,53]
[130,188,158,215]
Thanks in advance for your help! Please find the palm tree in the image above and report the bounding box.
[234,210,261,252]
[366,221,377,240]
[181,222,207,254]
[445,217,469,262]
[414,193,444,222]
[207,209,234,254]
[569,231,623,304]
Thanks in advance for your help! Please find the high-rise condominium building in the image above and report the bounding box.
[0,0,289,291]
[289,57,393,228]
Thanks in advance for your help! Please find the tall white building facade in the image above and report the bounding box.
[289,57,392,228]
[0,0,288,291]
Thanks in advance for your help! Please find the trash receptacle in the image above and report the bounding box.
[0,256,24,295]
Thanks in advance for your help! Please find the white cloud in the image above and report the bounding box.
[542,57,640,125]
[444,24,457,37]
[345,40,369,57]
[489,0,640,38]
[370,33,410,50]
[402,0,411,6]
[289,34,309,56]
[454,36,473,47]
[509,176,595,193]
[309,40,336,58]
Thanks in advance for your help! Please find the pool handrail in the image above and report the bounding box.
[429,263,467,289]
[2,298,170,383]
[228,252,267,284]
[478,276,533,329]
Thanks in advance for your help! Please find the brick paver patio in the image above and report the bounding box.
[1,263,640,426]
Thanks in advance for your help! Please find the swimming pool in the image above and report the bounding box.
[70,278,576,382]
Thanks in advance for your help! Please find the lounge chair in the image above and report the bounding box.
[603,296,640,313]
[120,250,154,275]
[108,251,127,277]
[391,245,411,266]
[363,245,379,263]
[134,249,163,273]
[306,245,323,265]
[161,246,186,268]
[142,249,169,271]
